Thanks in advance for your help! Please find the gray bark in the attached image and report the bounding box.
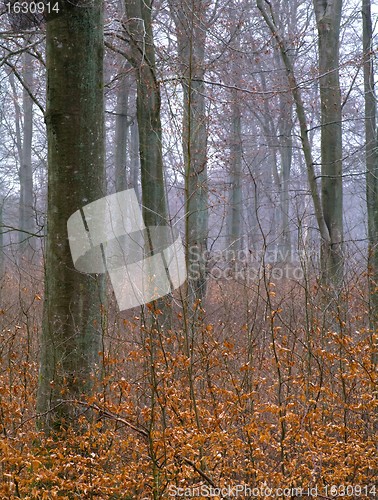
[9,48,35,258]
[37,0,105,432]
[129,115,140,202]
[19,50,35,257]
[256,0,335,281]
[124,0,168,228]
[169,0,209,303]
[277,93,293,261]
[363,0,378,387]
[0,197,4,280]
[228,89,243,253]
[313,0,344,285]
[114,64,131,193]
[227,30,243,255]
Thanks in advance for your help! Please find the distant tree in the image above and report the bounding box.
[256,0,343,286]
[114,61,132,193]
[227,6,243,256]
[9,46,35,259]
[37,0,105,431]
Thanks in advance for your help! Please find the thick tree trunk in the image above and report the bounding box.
[37,0,105,432]
[313,0,344,285]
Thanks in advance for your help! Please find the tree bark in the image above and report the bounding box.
[37,0,105,432]
[313,0,344,285]
[169,0,209,303]
[277,92,293,261]
[256,0,337,281]
[19,49,35,258]
[227,28,243,255]
[228,88,243,254]
[124,0,168,228]
[129,115,140,202]
[9,46,35,259]
[114,63,131,193]
[362,0,378,418]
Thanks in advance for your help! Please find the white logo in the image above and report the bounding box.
[67,189,186,310]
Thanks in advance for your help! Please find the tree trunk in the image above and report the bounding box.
[0,196,4,280]
[19,49,35,258]
[169,0,209,304]
[9,46,35,259]
[129,115,140,202]
[256,0,335,281]
[124,0,171,330]
[228,89,243,254]
[124,0,167,227]
[277,93,293,261]
[37,0,105,432]
[227,28,243,255]
[363,0,378,328]
[313,0,344,285]
[114,64,131,193]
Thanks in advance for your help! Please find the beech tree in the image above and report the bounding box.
[363,0,378,326]
[168,0,209,304]
[9,47,35,259]
[123,0,168,229]
[256,0,343,286]
[37,0,105,431]
[313,0,343,285]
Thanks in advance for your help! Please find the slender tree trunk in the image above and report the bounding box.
[277,93,293,261]
[9,47,35,259]
[228,29,243,255]
[19,49,35,258]
[169,0,209,304]
[257,0,336,282]
[228,89,243,253]
[114,64,131,193]
[37,0,105,432]
[0,196,4,280]
[363,0,378,328]
[363,0,378,432]
[124,0,168,228]
[313,0,343,285]
[129,115,140,202]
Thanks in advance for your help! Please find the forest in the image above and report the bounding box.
[0,0,377,498]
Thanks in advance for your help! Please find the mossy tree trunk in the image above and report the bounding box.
[37,0,105,432]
